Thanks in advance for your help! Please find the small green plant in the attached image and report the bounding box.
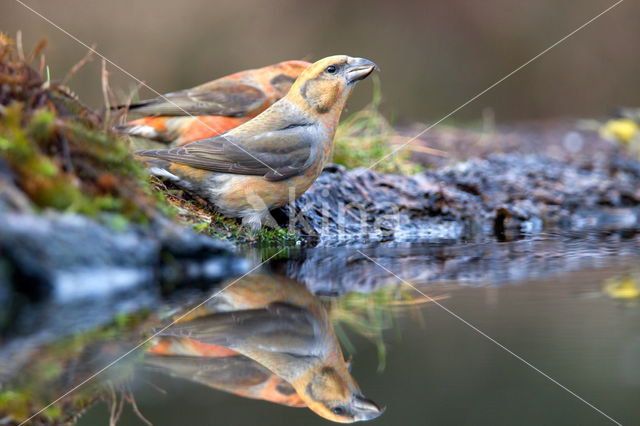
[598,109,640,158]
[333,77,421,174]
[196,211,299,245]
[328,284,439,371]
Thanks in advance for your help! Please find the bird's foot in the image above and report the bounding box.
[240,211,279,236]
[261,211,279,229]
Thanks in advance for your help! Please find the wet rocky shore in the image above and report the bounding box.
[4,126,640,307]
[283,153,640,244]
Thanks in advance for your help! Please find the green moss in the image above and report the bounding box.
[193,210,299,245]
[151,177,299,244]
[0,37,170,225]
[0,102,166,223]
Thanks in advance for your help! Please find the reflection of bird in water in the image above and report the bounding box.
[151,274,383,423]
[115,60,310,146]
[145,352,306,407]
[147,335,304,407]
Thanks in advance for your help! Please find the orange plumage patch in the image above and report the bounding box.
[177,116,250,145]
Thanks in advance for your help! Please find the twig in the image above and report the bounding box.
[107,383,118,426]
[101,59,111,129]
[16,30,24,61]
[390,138,449,157]
[62,45,95,85]
[38,53,46,76]
[26,38,47,64]
[125,389,153,426]
[59,131,75,174]
[113,391,125,426]
[116,80,145,125]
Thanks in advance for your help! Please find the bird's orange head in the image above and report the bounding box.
[287,55,377,117]
[297,364,383,423]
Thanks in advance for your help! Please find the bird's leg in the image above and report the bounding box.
[241,213,263,234]
[241,193,281,231]
[260,211,279,229]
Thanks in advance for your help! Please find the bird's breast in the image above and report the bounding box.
[212,168,323,214]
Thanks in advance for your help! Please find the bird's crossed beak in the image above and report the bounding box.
[352,395,385,422]
[346,57,378,84]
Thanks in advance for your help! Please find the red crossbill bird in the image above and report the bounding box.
[145,351,306,407]
[147,333,305,406]
[116,60,310,146]
[135,55,377,230]
[155,274,383,423]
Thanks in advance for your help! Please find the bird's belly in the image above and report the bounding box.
[205,169,319,217]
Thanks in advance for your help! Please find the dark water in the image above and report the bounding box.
[4,233,640,425]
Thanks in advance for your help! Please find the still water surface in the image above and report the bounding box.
[72,233,640,426]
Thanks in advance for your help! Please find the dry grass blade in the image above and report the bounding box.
[107,383,123,426]
[16,30,24,61]
[390,136,449,158]
[38,52,45,75]
[124,389,153,426]
[26,38,47,63]
[62,44,96,85]
[101,59,112,127]
[115,80,145,125]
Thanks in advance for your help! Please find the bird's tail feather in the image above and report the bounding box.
[114,123,172,144]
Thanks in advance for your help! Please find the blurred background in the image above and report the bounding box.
[1,0,639,125]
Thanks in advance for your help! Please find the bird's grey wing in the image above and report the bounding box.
[126,81,266,117]
[144,353,272,387]
[136,122,318,181]
[157,302,323,357]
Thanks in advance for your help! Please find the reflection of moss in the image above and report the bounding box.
[328,285,434,371]
[0,36,166,224]
[0,310,152,424]
[333,77,421,175]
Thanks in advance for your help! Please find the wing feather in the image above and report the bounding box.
[126,81,266,117]
[136,123,318,181]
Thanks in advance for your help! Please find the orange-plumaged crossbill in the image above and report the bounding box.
[135,55,378,230]
[147,334,305,407]
[155,274,383,423]
[115,60,310,146]
[145,350,306,407]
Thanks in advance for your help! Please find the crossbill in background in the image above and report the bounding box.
[115,60,310,146]
[135,55,377,229]
[154,274,383,423]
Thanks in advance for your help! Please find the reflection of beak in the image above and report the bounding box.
[346,57,378,83]
[352,395,385,421]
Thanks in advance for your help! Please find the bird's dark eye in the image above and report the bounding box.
[331,406,345,415]
[325,65,337,74]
